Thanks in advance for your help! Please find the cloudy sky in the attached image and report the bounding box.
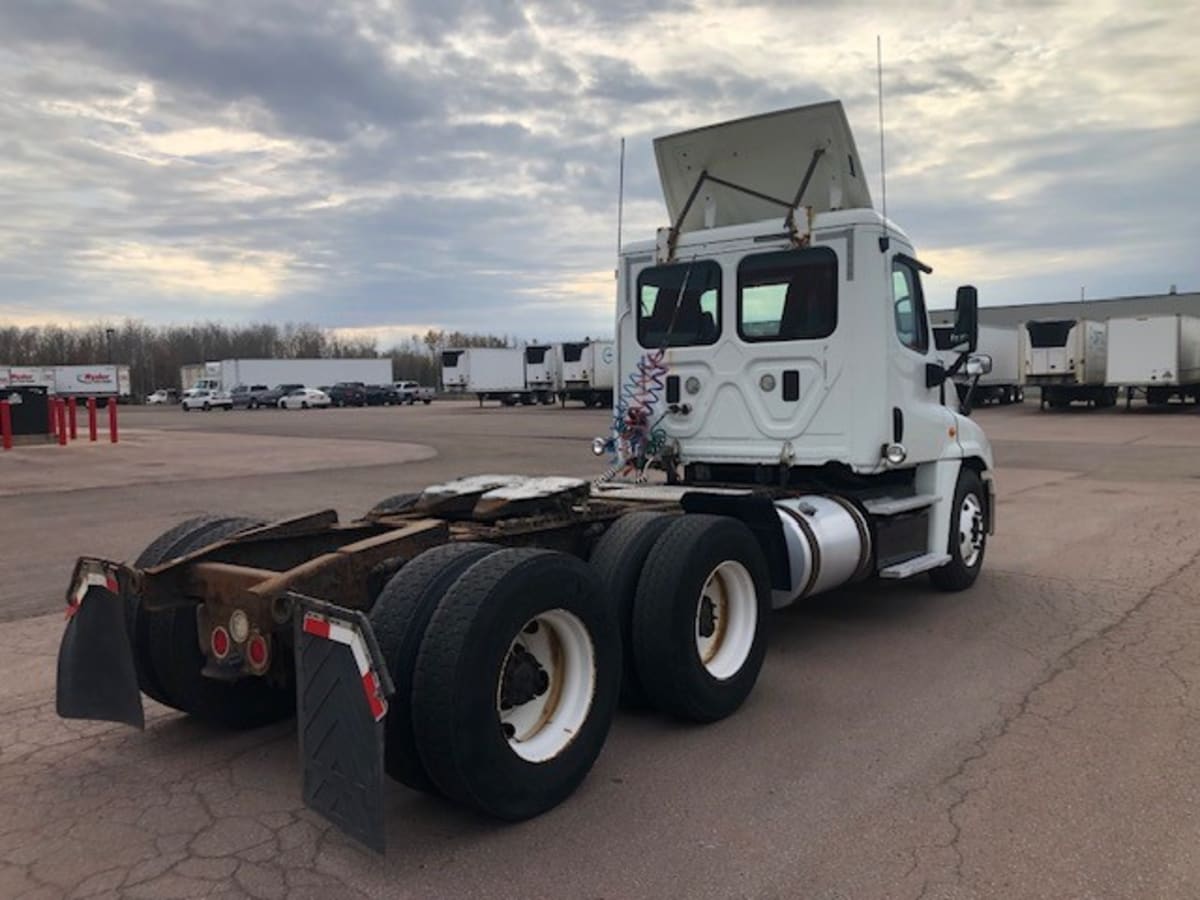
[1,0,1196,345]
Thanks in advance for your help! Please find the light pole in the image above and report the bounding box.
[105,328,115,364]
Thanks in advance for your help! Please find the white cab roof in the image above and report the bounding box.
[653,100,872,234]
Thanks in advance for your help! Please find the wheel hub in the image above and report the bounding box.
[499,643,550,710]
[697,594,717,638]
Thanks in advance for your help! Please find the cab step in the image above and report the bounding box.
[879,552,951,579]
[863,494,940,516]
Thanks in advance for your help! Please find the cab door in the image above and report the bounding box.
[888,254,954,464]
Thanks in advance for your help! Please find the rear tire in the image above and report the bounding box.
[145,517,296,728]
[588,512,675,707]
[930,468,987,591]
[412,549,620,820]
[369,542,501,793]
[632,515,771,723]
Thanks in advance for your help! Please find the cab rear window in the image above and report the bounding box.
[637,260,722,348]
[737,247,837,342]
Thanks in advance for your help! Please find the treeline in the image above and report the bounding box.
[0,321,516,396]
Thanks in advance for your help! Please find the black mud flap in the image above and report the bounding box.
[293,594,395,854]
[56,558,144,728]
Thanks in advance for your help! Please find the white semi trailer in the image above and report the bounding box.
[1019,318,1117,409]
[56,100,995,853]
[181,358,391,393]
[1106,314,1200,407]
[934,324,1021,405]
[442,347,560,406]
[559,340,615,408]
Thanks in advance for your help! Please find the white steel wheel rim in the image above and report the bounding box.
[695,560,757,680]
[497,609,595,763]
[958,493,985,567]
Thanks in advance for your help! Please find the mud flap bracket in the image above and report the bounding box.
[293,593,395,853]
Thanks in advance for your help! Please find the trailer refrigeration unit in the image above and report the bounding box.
[55,100,995,854]
[559,340,615,408]
[1020,318,1116,409]
[1106,314,1200,407]
[439,349,469,394]
[934,324,1022,405]
[523,344,561,405]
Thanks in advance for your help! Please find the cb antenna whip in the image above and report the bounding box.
[616,137,626,261]
[877,35,890,251]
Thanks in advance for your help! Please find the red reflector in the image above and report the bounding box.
[211,626,230,659]
[247,634,269,669]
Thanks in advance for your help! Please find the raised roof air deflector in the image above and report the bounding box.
[653,100,873,234]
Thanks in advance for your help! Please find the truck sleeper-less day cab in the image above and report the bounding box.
[55,102,994,853]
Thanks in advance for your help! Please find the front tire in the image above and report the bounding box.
[411,549,619,820]
[930,468,987,591]
[632,515,771,723]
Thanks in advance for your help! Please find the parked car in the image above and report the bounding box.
[145,388,178,405]
[365,384,401,406]
[256,383,305,407]
[278,387,331,410]
[395,381,435,405]
[229,383,273,409]
[181,389,233,412]
[326,382,367,407]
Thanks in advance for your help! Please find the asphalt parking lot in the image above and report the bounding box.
[3,400,1200,899]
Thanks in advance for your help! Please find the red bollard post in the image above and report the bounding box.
[87,397,98,442]
[56,399,67,446]
[108,397,119,443]
[68,397,77,440]
[48,396,57,437]
[1,401,12,451]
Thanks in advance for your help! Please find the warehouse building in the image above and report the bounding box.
[931,289,1199,327]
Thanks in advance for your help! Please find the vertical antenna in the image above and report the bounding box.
[877,35,890,251]
[616,137,626,260]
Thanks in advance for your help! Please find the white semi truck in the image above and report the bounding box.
[55,100,994,853]
[933,324,1022,405]
[181,358,392,393]
[1106,314,1200,407]
[1019,318,1117,409]
[559,339,615,407]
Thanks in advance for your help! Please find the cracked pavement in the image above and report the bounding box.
[2,402,1200,898]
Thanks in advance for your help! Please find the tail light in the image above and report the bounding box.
[246,633,270,673]
[210,626,231,660]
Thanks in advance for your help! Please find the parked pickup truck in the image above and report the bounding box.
[394,381,434,405]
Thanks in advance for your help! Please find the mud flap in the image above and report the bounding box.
[56,559,144,728]
[293,594,395,853]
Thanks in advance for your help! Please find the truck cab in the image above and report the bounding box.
[609,101,993,580]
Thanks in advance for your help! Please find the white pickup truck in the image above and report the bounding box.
[394,381,435,405]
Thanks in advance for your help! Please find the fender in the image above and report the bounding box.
[680,491,791,592]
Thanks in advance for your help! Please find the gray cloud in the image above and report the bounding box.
[0,0,1195,339]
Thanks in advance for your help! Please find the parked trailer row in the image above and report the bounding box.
[181,358,393,394]
[441,340,615,408]
[1019,315,1200,409]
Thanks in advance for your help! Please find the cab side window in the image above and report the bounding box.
[892,259,929,354]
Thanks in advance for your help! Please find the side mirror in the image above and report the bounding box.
[965,353,992,377]
[952,285,979,352]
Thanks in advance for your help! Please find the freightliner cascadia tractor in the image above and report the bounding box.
[56,101,994,851]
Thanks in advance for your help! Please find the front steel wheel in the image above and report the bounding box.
[931,467,987,591]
